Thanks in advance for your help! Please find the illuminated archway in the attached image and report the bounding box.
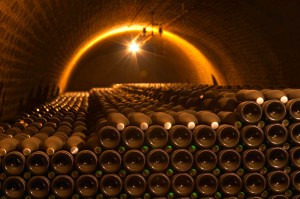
[59,25,227,91]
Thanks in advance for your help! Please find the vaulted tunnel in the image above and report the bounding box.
[1,0,300,121]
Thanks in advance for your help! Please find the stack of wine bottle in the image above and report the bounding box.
[1,84,300,198]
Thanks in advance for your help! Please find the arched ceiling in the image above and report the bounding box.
[0,0,300,121]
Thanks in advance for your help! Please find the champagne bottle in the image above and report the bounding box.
[50,150,74,174]
[26,176,50,198]
[75,174,98,197]
[236,89,264,105]
[0,133,30,156]
[289,123,300,145]
[266,147,289,169]
[171,173,194,196]
[242,149,265,172]
[106,112,130,131]
[51,175,75,198]
[286,99,300,121]
[243,173,266,195]
[123,150,145,173]
[99,174,122,197]
[98,150,121,173]
[147,149,169,172]
[147,173,170,196]
[241,125,264,148]
[283,89,300,99]
[43,133,68,155]
[145,125,168,148]
[265,124,288,146]
[85,133,102,154]
[171,149,193,172]
[262,100,286,122]
[169,125,192,148]
[193,125,216,148]
[216,97,237,112]
[261,89,288,103]
[97,126,120,149]
[26,151,49,175]
[122,126,144,149]
[195,173,218,196]
[150,112,175,130]
[1,151,25,175]
[218,149,241,172]
[291,170,300,192]
[235,101,262,124]
[124,174,147,197]
[74,150,97,174]
[267,171,290,193]
[216,124,240,148]
[19,133,48,156]
[2,176,26,199]
[219,173,242,196]
[290,146,300,168]
[194,150,217,172]
[65,134,85,155]
[196,111,220,129]
[172,111,198,129]
[127,112,152,130]
[217,111,242,129]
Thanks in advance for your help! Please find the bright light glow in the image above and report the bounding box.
[59,25,227,92]
[129,42,140,53]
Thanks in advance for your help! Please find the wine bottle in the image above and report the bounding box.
[84,133,102,154]
[1,151,26,175]
[265,124,288,146]
[216,97,237,112]
[123,150,145,173]
[171,173,194,196]
[290,146,300,168]
[26,176,50,198]
[267,171,290,193]
[51,175,75,198]
[193,125,216,148]
[98,150,121,173]
[0,133,30,156]
[43,134,68,155]
[218,149,241,172]
[291,170,300,192]
[262,100,286,122]
[235,101,262,124]
[242,149,265,171]
[124,174,147,197]
[283,89,300,99]
[169,125,193,148]
[75,174,98,198]
[261,89,288,103]
[2,176,26,198]
[50,150,74,174]
[217,111,242,129]
[97,126,120,149]
[171,111,198,129]
[74,150,97,174]
[99,174,122,197]
[145,125,168,148]
[64,135,85,155]
[106,112,130,131]
[194,150,217,172]
[122,126,144,149]
[127,112,152,130]
[289,123,300,145]
[219,173,242,196]
[19,133,48,156]
[196,111,220,129]
[236,89,264,105]
[147,149,169,172]
[216,124,240,148]
[243,173,266,195]
[147,173,170,196]
[26,151,49,175]
[286,99,300,121]
[150,112,175,130]
[171,149,193,172]
[195,173,218,196]
[241,125,264,148]
[266,147,289,169]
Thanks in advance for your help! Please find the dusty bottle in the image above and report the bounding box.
[218,149,241,172]
[193,125,216,148]
[127,112,152,130]
[243,173,266,195]
[196,173,218,196]
[97,126,120,149]
[2,151,26,175]
[235,101,262,124]
[290,146,300,168]
[0,133,30,156]
[75,174,98,198]
[194,150,217,172]
[123,150,145,173]
[99,174,123,197]
[145,125,168,148]
[291,170,300,192]
[267,171,290,193]
[65,134,85,155]
[51,175,75,198]
[217,111,242,129]
[171,173,194,196]
[265,124,288,146]
[216,124,240,148]
[85,133,102,154]
[147,173,170,196]
[50,150,74,174]
[289,123,300,145]
[236,89,264,105]
[216,97,238,112]
[171,111,198,129]
[150,112,175,130]
[75,150,98,174]
[169,125,193,148]
[219,173,242,196]
[107,112,130,131]
[196,111,220,129]
[283,88,300,99]
[261,89,288,103]
[26,176,50,198]
[43,133,68,155]
[98,150,122,173]
[122,126,144,149]
[242,149,265,171]
[241,125,264,148]
[286,99,300,121]
[266,147,289,169]
[147,149,169,172]
[19,133,48,156]
[171,149,193,172]
[26,151,49,175]
[2,176,26,199]
[262,100,286,122]
[124,174,147,197]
